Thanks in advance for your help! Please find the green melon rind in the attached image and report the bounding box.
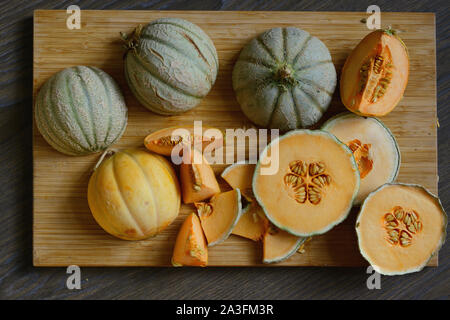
[356,182,447,276]
[263,236,306,264]
[253,129,360,237]
[207,188,243,247]
[321,112,401,205]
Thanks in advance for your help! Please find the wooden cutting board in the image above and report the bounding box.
[33,10,438,267]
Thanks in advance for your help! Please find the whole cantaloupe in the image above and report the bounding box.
[122,18,219,115]
[88,149,181,240]
[232,27,336,131]
[34,66,128,156]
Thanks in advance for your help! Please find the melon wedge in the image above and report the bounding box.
[356,183,447,275]
[221,162,256,200]
[172,213,208,267]
[322,112,400,204]
[195,189,243,246]
[232,202,268,241]
[180,148,220,204]
[263,224,306,264]
[144,125,223,156]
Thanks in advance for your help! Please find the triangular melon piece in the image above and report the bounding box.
[172,213,208,267]
[195,189,243,247]
[263,224,306,264]
[232,202,268,241]
[221,162,256,201]
[180,148,220,204]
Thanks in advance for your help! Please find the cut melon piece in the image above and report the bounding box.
[195,189,243,246]
[180,148,220,204]
[172,213,208,267]
[253,130,360,236]
[221,162,256,200]
[232,202,268,241]
[356,183,447,275]
[322,112,400,204]
[263,224,306,264]
[144,125,223,156]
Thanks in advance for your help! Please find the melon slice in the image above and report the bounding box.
[263,224,306,264]
[195,189,243,246]
[356,183,447,275]
[322,112,400,204]
[180,148,220,204]
[232,202,268,241]
[144,125,223,156]
[172,213,208,267]
[221,162,256,200]
[253,130,360,237]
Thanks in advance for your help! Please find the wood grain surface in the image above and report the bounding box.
[1,0,449,299]
[33,10,438,267]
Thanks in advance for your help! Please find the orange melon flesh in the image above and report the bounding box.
[180,148,220,204]
[356,184,447,275]
[232,202,268,241]
[144,125,223,156]
[254,130,359,236]
[340,30,409,116]
[172,213,208,267]
[195,189,243,246]
[263,224,305,264]
[221,162,256,200]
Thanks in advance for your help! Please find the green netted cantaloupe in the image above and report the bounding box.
[232,27,336,131]
[356,183,447,275]
[123,18,219,115]
[35,66,128,156]
[322,112,400,204]
[253,130,360,237]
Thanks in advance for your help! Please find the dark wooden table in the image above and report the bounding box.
[0,0,448,300]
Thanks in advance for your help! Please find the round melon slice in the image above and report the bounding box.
[356,183,447,275]
[253,130,360,236]
[322,112,400,204]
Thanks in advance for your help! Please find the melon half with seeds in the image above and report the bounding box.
[322,112,400,204]
[195,189,243,247]
[356,183,447,275]
[253,130,360,237]
[340,29,409,116]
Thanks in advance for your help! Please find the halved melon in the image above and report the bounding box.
[322,112,400,204]
[232,202,268,241]
[221,162,256,200]
[172,213,208,267]
[195,189,243,246]
[340,29,409,116]
[144,125,223,156]
[356,183,447,275]
[180,148,220,204]
[253,130,360,236]
[263,223,306,264]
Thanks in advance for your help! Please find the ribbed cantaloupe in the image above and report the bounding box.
[123,18,218,115]
[87,149,180,240]
[35,66,128,155]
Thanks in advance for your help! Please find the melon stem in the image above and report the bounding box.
[93,149,117,172]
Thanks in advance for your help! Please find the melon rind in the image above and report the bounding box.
[356,183,447,276]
